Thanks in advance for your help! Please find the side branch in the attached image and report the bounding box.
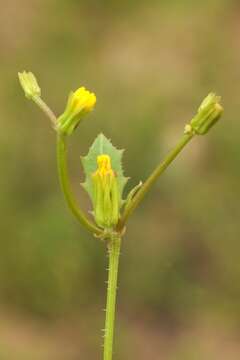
[118,132,194,230]
[32,96,58,127]
[56,134,102,235]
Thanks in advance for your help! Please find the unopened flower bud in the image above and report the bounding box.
[57,87,96,135]
[190,93,223,135]
[92,155,119,229]
[18,71,41,100]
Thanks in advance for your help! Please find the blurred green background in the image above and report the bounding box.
[1,0,240,359]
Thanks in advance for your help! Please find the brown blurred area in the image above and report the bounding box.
[1,0,240,358]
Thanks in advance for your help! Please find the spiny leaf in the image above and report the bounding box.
[81,133,128,206]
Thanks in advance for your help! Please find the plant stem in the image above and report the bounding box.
[118,132,194,230]
[32,96,102,235]
[103,235,121,360]
[56,133,102,235]
[32,96,57,127]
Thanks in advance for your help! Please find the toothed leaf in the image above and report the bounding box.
[81,133,128,206]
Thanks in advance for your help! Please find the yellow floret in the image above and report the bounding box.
[97,154,112,175]
[71,87,96,113]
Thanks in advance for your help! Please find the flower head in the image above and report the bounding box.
[92,154,119,229]
[188,93,223,135]
[18,71,41,100]
[70,87,96,113]
[57,86,96,135]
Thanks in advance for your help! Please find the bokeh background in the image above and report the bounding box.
[1,0,240,359]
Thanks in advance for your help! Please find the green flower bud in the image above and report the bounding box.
[189,93,223,135]
[18,71,41,100]
[57,87,96,136]
[92,155,119,229]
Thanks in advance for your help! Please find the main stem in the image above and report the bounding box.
[103,236,121,360]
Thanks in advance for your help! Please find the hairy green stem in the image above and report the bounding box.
[56,134,102,235]
[118,132,194,230]
[103,236,121,360]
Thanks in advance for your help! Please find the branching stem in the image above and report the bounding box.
[20,76,223,360]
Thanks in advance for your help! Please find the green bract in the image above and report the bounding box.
[190,93,223,135]
[91,155,119,228]
[18,71,41,100]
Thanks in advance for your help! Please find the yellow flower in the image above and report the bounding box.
[57,86,96,135]
[92,155,119,229]
[69,87,96,114]
[96,155,112,176]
